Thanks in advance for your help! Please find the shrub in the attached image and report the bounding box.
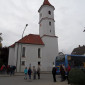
[68,68,85,85]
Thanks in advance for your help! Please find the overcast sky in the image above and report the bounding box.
[0,0,85,54]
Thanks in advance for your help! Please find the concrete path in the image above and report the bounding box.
[0,74,69,85]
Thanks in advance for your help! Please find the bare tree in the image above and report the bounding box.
[0,33,2,42]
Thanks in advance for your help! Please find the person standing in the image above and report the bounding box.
[28,67,32,80]
[67,64,71,84]
[37,66,40,79]
[7,65,10,74]
[12,66,16,75]
[60,64,66,81]
[10,65,13,76]
[33,66,36,80]
[52,65,56,82]
[24,67,28,80]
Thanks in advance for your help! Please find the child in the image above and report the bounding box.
[24,67,28,80]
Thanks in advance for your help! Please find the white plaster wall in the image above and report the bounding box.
[14,43,21,72]
[39,6,54,21]
[41,36,58,71]
[8,47,16,66]
[20,44,43,72]
[9,39,58,72]
[39,19,55,36]
[16,44,26,72]
[39,5,55,37]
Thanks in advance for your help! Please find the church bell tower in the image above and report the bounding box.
[38,0,55,37]
[38,0,58,71]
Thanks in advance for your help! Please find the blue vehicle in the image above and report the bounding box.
[55,54,85,74]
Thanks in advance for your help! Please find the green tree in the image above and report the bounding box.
[0,47,9,67]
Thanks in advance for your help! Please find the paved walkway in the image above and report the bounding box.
[0,74,69,85]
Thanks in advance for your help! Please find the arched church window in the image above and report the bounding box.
[48,11,51,15]
[38,48,41,58]
[22,47,25,57]
[49,22,51,26]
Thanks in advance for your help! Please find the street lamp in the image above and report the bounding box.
[0,33,2,35]
[22,24,28,38]
[20,24,28,72]
[83,27,85,32]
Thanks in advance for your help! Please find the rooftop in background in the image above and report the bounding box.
[71,45,85,55]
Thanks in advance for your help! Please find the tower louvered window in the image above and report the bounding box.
[48,11,51,15]
[49,22,51,26]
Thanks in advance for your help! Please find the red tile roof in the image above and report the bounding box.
[17,34,44,45]
[9,43,15,48]
[38,0,55,12]
[9,34,44,48]
[43,0,52,6]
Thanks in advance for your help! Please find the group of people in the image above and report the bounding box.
[52,64,71,83]
[0,64,16,76]
[24,66,40,80]
[1,64,71,83]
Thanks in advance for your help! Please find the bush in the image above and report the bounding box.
[68,68,85,85]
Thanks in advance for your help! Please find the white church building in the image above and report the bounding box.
[8,0,58,72]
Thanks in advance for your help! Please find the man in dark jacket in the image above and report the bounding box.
[52,65,56,82]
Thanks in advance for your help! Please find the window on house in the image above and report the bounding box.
[38,62,40,65]
[21,61,25,66]
[48,11,51,15]
[38,48,41,58]
[49,22,51,26]
[22,47,25,57]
